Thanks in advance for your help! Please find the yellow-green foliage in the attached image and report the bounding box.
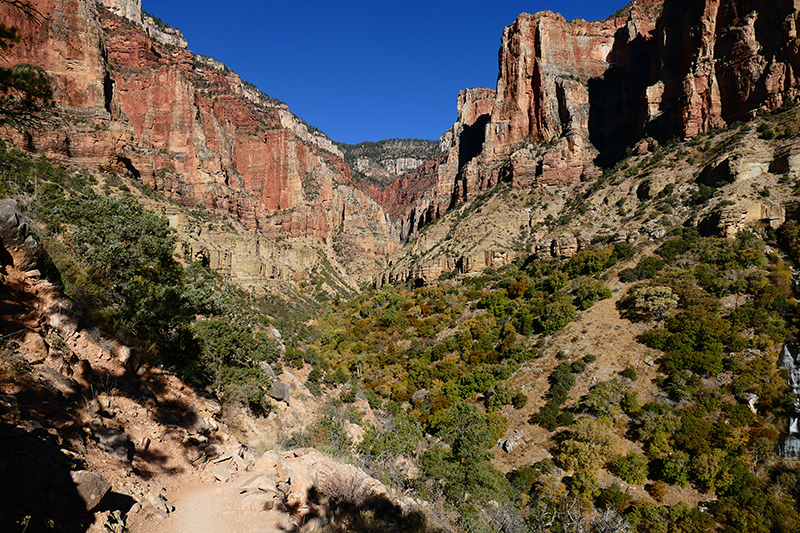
[558,417,620,472]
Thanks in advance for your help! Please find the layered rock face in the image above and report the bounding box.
[379,0,800,240]
[99,5,398,276]
[0,0,396,287]
[363,0,800,283]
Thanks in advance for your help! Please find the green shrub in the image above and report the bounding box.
[219,366,273,416]
[758,123,775,139]
[556,411,574,427]
[614,452,649,484]
[558,417,619,471]
[618,256,665,282]
[582,380,626,417]
[538,299,577,334]
[42,193,192,350]
[422,402,511,502]
[570,359,587,373]
[564,247,614,278]
[622,285,679,321]
[597,483,633,513]
[511,391,528,409]
[574,279,612,309]
[534,401,561,431]
[660,451,690,486]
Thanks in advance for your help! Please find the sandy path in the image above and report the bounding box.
[131,477,297,533]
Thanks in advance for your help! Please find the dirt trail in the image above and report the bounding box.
[132,476,296,533]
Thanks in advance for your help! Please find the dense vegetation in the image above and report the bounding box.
[288,224,800,532]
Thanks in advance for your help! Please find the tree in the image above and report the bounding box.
[628,285,679,321]
[582,380,626,417]
[559,417,620,472]
[614,452,649,485]
[661,451,690,487]
[0,0,54,129]
[574,278,612,309]
[43,193,191,351]
[422,402,510,501]
[538,299,577,334]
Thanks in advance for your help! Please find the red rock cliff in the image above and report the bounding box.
[0,0,397,284]
[367,0,800,240]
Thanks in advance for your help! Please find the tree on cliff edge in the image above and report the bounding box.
[0,0,53,130]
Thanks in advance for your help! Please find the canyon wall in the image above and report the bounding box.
[366,0,800,283]
[376,0,800,239]
[2,0,800,289]
[0,0,396,288]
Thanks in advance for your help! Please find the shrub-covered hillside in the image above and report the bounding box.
[0,141,323,417]
[290,226,800,532]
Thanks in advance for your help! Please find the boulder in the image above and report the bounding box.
[270,381,291,404]
[19,331,48,364]
[260,361,276,379]
[69,470,112,516]
[213,463,232,482]
[240,493,274,511]
[0,199,38,272]
[502,429,524,453]
[34,367,81,399]
[92,426,134,461]
[551,234,579,258]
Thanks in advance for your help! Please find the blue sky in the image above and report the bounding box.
[142,1,630,144]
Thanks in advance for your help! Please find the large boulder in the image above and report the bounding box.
[71,471,112,515]
[0,199,38,272]
[270,381,291,404]
[52,470,112,518]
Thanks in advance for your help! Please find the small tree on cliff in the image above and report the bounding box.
[0,0,53,130]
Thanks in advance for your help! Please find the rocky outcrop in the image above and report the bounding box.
[0,199,39,272]
[101,0,142,26]
[718,202,785,237]
[101,0,188,48]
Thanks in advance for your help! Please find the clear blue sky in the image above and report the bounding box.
[142,1,630,144]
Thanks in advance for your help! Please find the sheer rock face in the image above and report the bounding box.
[379,0,800,240]
[0,0,135,161]
[0,0,396,286]
[99,11,398,270]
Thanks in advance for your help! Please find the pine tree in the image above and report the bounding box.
[0,0,53,130]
